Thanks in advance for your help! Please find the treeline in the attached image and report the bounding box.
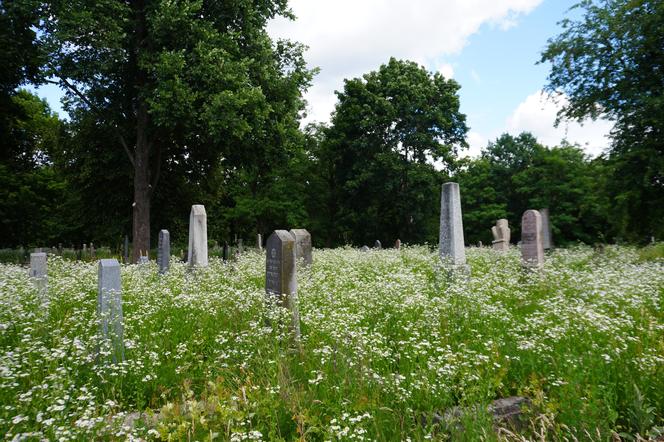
[1,0,662,253]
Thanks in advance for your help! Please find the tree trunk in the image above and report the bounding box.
[132,101,150,263]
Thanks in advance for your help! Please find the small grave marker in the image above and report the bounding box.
[395,239,401,250]
[157,230,170,274]
[187,204,208,267]
[289,229,312,266]
[491,219,510,252]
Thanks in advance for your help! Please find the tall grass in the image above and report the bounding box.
[0,245,662,440]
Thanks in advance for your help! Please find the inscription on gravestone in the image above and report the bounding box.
[157,230,170,274]
[521,210,544,268]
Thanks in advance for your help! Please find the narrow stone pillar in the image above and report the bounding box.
[257,233,263,251]
[539,208,553,250]
[29,252,47,294]
[521,210,544,269]
[289,229,313,266]
[265,230,300,339]
[98,259,124,363]
[187,204,208,267]
[439,182,467,266]
[157,229,170,274]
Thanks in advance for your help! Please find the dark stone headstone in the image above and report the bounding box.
[222,242,230,261]
[265,230,300,338]
[157,229,170,274]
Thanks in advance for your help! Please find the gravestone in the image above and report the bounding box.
[491,219,511,252]
[90,242,95,258]
[29,252,47,294]
[361,245,370,252]
[478,241,483,247]
[395,239,401,250]
[98,259,124,363]
[157,230,170,274]
[539,208,553,250]
[265,230,300,339]
[238,238,243,253]
[222,242,229,261]
[138,252,149,265]
[257,233,263,251]
[187,204,208,267]
[439,182,467,267]
[123,235,129,264]
[521,210,544,269]
[374,240,382,249]
[289,229,313,266]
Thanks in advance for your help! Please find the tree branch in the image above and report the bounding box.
[47,77,136,168]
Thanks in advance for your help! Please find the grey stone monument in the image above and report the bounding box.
[289,229,313,266]
[521,210,544,269]
[238,238,244,253]
[361,245,370,252]
[439,182,467,267]
[539,208,553,250]
[257,233,263,251]
[395,239,401,250]
[265,230,300,339]
[29,252,47,294]
[157,229,170,274]
[98,259,124,362]
[374,240,382,249]
[491,219,511,252]
[187,204,208,267]
[90,242,95,258]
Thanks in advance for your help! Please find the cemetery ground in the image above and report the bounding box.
[0,245,662,441]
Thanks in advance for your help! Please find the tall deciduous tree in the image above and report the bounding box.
[541,0,664,241]
[34,0,313,260]
[317,58,468,246]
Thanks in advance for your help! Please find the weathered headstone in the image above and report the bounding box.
[29,252,47,294]
[361,245,370,252]
[98,259,124,362]
[439,182,467,267]
[138,252,149,265]
[157,230,170,274]
[187,204,208,267]
[265,230,300,339]
[478,241,483,247]
[539,208,553,250]
[374,240,382,249]
[395,239,401,250]
[491,219,511,252]
[521,210,544,269]
[58,243,63,255]
[257,233,263,251]
[123,235,129,264]
[222,242,229,261]
[289,229,313,266]
[238,238,243,253]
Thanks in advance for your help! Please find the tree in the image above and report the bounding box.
[317,58,468,246]
[541,0,664,241]
[458,133,610,245]
[34,0,313,260]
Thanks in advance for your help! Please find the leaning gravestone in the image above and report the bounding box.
[187,204,208,267]
[265,230,300,339]
[289,229,313,266]
[98,259,124,363]
[29,252,47,294]
[491,219,511,252]
[539,208,553,250]
[157,230,170,274]
[439,182,468,269]
[521,210,544,269]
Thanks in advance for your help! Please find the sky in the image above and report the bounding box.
[31,0,613,157]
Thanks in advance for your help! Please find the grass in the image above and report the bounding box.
[0,245,662,440]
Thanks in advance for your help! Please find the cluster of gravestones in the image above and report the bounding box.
[439,182,553,271]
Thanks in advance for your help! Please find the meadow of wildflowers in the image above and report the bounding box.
[0,245,662,440]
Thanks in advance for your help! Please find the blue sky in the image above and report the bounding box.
[31,0,612,157]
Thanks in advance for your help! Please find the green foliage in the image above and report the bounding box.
[541,0,664,241]
[458,133,610,245]
[312,58,468,246]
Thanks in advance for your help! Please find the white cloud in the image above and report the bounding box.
[438,63,455,79]
[269,0,543,123]
[506,91,613,156]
